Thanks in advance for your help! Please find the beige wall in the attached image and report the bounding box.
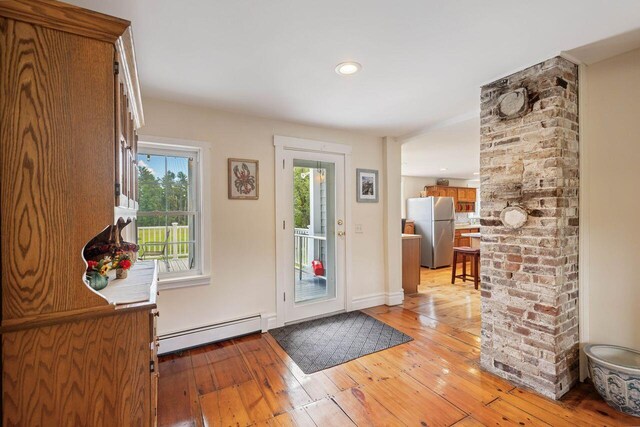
[141,98,387,335]
[583,47,640,350]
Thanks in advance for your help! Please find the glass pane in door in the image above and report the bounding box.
[292,159,336,303]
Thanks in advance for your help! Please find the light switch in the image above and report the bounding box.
[354,224,363,234]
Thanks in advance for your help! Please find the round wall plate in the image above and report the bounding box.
[500,205,528,229]
[497,88,529,118]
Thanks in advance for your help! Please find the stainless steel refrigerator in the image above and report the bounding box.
[407,197,455,268]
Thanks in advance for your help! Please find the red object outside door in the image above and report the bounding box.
[311,260,325,276]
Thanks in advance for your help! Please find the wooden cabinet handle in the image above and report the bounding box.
[154,311,160,317]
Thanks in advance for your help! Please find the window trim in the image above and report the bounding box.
[138,136,212,290]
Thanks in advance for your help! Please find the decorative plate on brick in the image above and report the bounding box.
[500,205,528,229]
[497,88,529,119]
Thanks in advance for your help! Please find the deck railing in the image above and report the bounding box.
[137,225,192,259]
[294,228,326,280]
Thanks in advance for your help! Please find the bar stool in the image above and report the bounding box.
[451,247,480,290]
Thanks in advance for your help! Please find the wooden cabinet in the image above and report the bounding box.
[454,228,479,263]
[0,2,154,425]
[402,235,422,295]
[115,35,143,213]
[425,186,477,212]
[458,187,477,203]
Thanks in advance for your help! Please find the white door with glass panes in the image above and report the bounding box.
[279,149,346,324]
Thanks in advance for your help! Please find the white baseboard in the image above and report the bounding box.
[261,312,277,332]
[385,290,404,306]
[351,292,386,310]
[351,291,404,310]
[158,314,263,355]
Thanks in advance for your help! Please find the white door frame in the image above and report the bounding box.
[274,135,353,327]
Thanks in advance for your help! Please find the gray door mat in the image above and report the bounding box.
[269,311,413,374]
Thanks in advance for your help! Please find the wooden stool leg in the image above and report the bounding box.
[462,254,467,282]
[451,251,457,284]
[474,253,479,290]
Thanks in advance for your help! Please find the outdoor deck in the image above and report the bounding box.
[295,269,327,302]
[153,258,191,273]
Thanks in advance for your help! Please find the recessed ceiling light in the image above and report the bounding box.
[440,168,448,171]
[335,62,362,76]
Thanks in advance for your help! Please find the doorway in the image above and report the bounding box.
[275,137,349,325]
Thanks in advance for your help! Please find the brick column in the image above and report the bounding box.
[479,56,579,400]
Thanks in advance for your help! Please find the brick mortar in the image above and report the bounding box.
[479,56,579,400]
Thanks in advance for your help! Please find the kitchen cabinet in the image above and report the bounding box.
[402,234,422,295]
[458,187,477,202]
[0,2,154,425]
[454,228,480,262]
[425,186,476,212]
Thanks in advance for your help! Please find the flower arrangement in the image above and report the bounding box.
[112,252,133,279]
[85,251,136,290]
[86,256,113,290]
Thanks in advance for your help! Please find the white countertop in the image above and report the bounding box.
[461,232,481,238]
[402,233,422,239]
[455,224,480,230]
[97,260,158,305]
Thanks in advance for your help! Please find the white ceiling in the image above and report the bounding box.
[68,0,640,136]
[401,116,480,179]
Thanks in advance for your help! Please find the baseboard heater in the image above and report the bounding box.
[158,314,262,355]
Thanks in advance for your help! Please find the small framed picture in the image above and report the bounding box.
[228,158,259,200]
[356,168,378,203]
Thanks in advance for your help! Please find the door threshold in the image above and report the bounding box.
[283,309,346,326]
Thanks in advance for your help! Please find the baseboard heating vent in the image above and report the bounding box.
[158,315,262,355]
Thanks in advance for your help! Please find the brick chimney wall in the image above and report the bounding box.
[479,56,579,400]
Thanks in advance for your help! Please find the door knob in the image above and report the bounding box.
[337,231,345,237]
[337,219,343,225]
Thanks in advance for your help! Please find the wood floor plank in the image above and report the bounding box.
[506,386,639,427]
[200,386,252,427]
[332,386,405,426]
[356,371,466,426]
[158,353,204,427]
[212,354,254,390]
[487,398,552,426]
[322,365,359,391]
[451,416,489,427]
[191,346,219,395]
[466,403,543,427]
[263,332,341,401]
[257,406,317,427]
[303,398,355,426]
[236,380,275,425]
[240,348,313,416]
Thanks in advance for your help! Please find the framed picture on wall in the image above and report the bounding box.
[228,158,259,199]
[356,168,378,203]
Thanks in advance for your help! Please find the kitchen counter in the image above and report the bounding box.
[401,234,422,295]
[461,232,481,238]
[402,233,422,239]
[455,224,480,230]
[461,232,480,249]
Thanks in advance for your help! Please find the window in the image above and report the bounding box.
[136,143,202,281]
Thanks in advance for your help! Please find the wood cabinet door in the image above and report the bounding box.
[426,186,443,197]
[466,188,478,202]
[444,187,457,202]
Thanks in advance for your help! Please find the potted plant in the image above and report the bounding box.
[113,252,133,279]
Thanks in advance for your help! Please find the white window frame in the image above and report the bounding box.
[138,136,212,290]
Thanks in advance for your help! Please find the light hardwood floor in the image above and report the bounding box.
[157,266,637,426]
